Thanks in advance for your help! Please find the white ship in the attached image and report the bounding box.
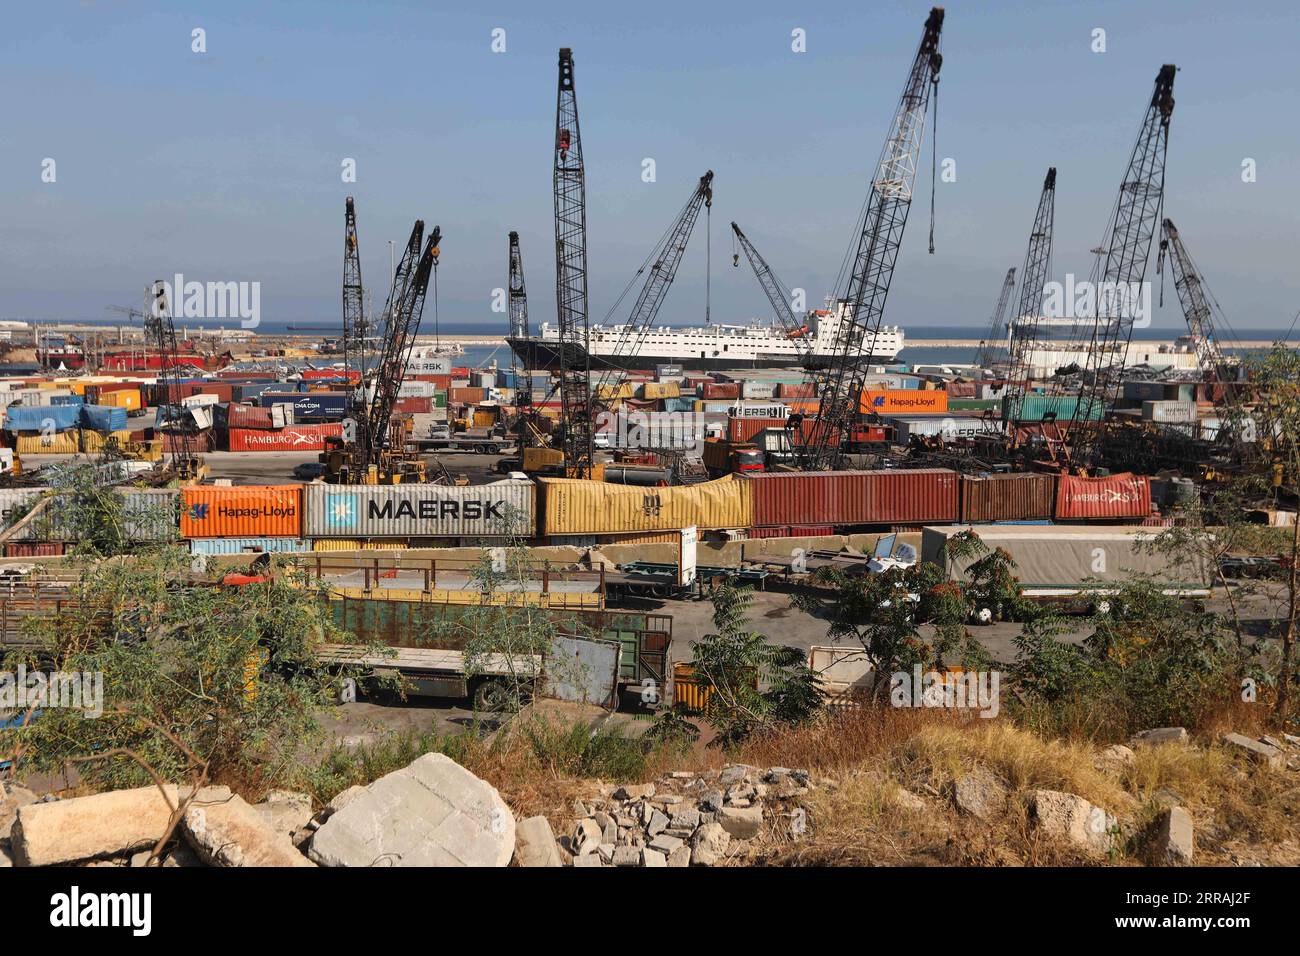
[511,299,904,371]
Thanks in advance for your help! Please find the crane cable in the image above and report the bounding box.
[928,73,939,255]
[705,199,712,325]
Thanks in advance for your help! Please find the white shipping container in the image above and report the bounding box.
[728,402,788,420]
[886,415,1001,443]
[304,481,535,538]
[740,381,777,400]
[398,380,437,398]
[405,356,452,376]
[1141,400,1197,423]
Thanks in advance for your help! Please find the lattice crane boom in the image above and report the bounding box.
[975,267,1017,369]
[804,7,944,469]
[1004,167,1057,424]
[1157,218,1226,379]
[731,221,811,355]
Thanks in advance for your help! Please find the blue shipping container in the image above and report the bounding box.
[259,391,348,419]
[4,405,81,432]
[80,405,129,431]
[189,537,311,556]
[50,394,85,406]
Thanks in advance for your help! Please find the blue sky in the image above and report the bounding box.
[1,0,1296,333]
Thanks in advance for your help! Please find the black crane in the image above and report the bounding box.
[342,197,366,396]
[591,171,714,395]
[730,221,813,362]
[147,280,199,479]
[1156,218,1228,380]
[346,221,440,481]
[507,231,529,411]
[1003,167,1058,425]
[804,7,944,470]
[553,47,594,477]
[1072,65,1177,468]
[975,267,1017,370]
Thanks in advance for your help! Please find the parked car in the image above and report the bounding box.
[293,461,326,481]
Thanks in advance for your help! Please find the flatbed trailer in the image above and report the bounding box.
[606,561,769,601]
[316,642,540,708]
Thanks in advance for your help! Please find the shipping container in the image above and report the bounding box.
[859,389,949,414]
[79,429,134,453]
[309,538,409,551]
[303,482,535,538]
[181,485,303,538]
[0,489,46,533]
[224,402,293,430]
[189,537,310,556]
[744,469,959,527]
[922,524,1211,592]
[776,382,815,399]
[726,417,828,445]
[392,396,433,415]
[406,355,454,376]
[14,431,80,454]
[259,391,348,420]
[397,380,437,398]
[727,401,788,420]
[741,381,777,400]
[183,381,235,403]
[1005,394,1105,422]
[448,387,487,405]
[886,415,1002,444]
[4,405,81,432]
[227,423,343,452]
[959,473,1057,523]
[639,381,681,400]
[4,542,64,557]
[1055,473,1152,520]
[538,474,752,535]
[701,382,740,400]
[1141,400,1197,423]
[80,405,129,432]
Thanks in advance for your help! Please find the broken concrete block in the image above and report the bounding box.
[648,833,685,855]
[1155,806,1193,865]
[255,790,314,838]
[690,822,731,866]
[667,844,691,867]
[670,808,701,831]
[184,794,315,867]
[1222,733,1284,769]
[308,753,514,867]
[514,815,563,868]
[572,853,602,867]
[952,769,1009,821]
[574,818,602,856]
[642,848,667,867]
[1130,727,1188,746]
[1027,789,1115,854]
[1096,744,1137,770]
[717,806,764,840]
[612,845,641,867]
[613,784,655,801]
[0,783,37,845]
[647,809,669,836]
[11,785,181,866]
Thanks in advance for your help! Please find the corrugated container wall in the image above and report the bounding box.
[1055,473,1152,520]
[744,469,959,527]
[959,473,1057,522]
[228,423,342,452]
[303,482,535,538]
[189,537,310,556]
[538,475,751,535]
[181,485,303,538]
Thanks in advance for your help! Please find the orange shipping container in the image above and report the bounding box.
[859,389,948,414]
[181,485,303,538]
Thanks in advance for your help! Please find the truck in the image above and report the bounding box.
[415,423,516,455]
[921,524,1214,618]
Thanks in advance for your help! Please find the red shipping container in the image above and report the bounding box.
[448,387,486,405]
[161,431,215,454]
[702,382,740,400]
[776,382,815,399]
[226,403,277,430]
[1055,473,1152,520]
[228,423,343,452]
[185,382,234,403]
[5,542,65,557]
[960,473,1057,522]
[726,417,833,445]
[745,469,959,527]
[393,397,433,414]
[408,374,452,390]
[303,369,359,383]
[747,525,835,539]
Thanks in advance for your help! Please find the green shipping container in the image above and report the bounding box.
[434,393,447,408]
[948,399,1000,411]
[1005,394,1105,422]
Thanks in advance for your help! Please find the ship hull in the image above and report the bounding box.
[508,339,893,373]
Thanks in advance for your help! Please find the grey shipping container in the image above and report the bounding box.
[304,481,535,538]
[886,415,1002,443]
[921,524,1212,592]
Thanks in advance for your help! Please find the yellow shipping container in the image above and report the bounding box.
[98,388,142,411]
[16,431,80,454]
[311,538,409,551]
[537,474,751,534]
[640,381,680,400]
[595,382,633,401]
[79,429,134,453]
